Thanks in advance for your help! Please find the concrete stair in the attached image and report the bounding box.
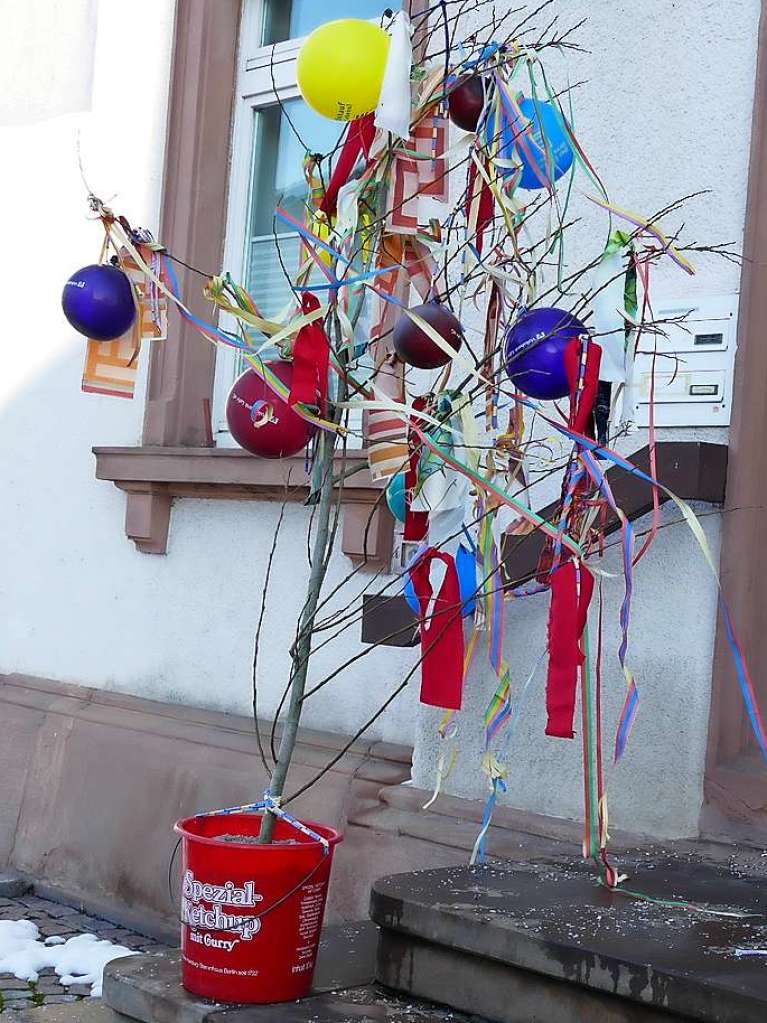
[101,854,767,1023]
[370,856,767,1023]
[102,922,484,1023]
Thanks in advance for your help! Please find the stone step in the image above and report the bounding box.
[0,872,31,898]
[102,922,486,1023]
[103,922,378,1022]
[370,856,767,1023]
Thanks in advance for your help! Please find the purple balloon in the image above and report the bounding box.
[504,307,588,400]
[62,264,137,341]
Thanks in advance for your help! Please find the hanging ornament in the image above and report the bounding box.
[226,360,314,459]
[405,543,477,619]
[504,307,589,400]
[297,19,390,122]
[393,300,464,370]
[385,472,407,523]
[546,560,595,738]
[487,96,574,190]
[409,548,465,710]
[447,76,486,132]
[62,264,137,341]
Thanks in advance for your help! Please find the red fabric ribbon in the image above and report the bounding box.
[466,159,495,256]
[564,338,602,437]
[546,560,595,738]
[319,114,376,218]
[410,549,465,710]
[290,293,330,413]
[536,341,602,585]
[477,182,495,256]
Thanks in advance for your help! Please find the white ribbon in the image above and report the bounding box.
[375,11,413,140]
[592,250,629,384]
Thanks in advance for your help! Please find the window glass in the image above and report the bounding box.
[248,100,341,238]
[245,99,342,319]
[219,0,388,435]
[262,0,398,45]
[241,95,373,447]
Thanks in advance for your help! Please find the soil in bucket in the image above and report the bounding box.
[175,812,343,1004]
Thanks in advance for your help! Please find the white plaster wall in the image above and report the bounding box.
[0,0,420,744]
[411,0,761,838]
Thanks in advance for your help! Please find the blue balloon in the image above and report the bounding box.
[386,473,407,523]
[485,96,573,190]
[505,306,588,401]
[405,544,477,619]
[62,264,137,341]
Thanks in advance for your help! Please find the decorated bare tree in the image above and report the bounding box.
[63,0,760,1005]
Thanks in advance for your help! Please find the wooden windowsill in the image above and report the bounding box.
[93,445,385,499]
[93,445,394,561]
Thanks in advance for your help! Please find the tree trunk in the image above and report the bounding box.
[259,425,337,842]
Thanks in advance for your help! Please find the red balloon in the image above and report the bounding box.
[226,360,314,458]
[393,301,464,370]
[447,76,486,132]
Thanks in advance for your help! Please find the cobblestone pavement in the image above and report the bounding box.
[0,892,172,1014]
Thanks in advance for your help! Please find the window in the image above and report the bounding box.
[213,0,402,444]
[98,1,405,563]
[261,0,396,44]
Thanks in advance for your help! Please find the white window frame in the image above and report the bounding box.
[213,0,393,446]
[213,0,304,442]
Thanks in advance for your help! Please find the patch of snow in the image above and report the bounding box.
[0,918,137,996]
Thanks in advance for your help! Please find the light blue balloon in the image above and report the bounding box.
[385,472,407,523]
[486,95,574,190]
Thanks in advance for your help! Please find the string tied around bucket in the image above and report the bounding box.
[194,791,331,854]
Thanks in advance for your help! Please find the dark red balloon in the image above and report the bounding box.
[226,360,314,459]
[393,301,464,370]
[447,76,486,132]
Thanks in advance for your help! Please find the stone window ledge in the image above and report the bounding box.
[93,445,394,562]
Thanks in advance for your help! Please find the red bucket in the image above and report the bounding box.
[174,812,342,1004]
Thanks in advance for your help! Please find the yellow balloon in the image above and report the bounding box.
[297,19,390,122]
